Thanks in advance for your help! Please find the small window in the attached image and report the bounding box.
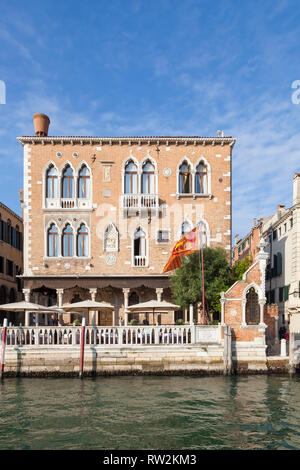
[283,285,290,301]
[6,259,13,277]
[273,230,277,240]
[290,218,293,228]
[0,256,4,273]
[242,241,245,250]
[284,223,287,233]
[157,230,170,243]
[279,287,283,302]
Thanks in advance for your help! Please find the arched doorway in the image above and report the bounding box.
[246,287,260,325]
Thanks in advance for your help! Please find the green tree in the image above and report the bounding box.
[170,247,251,320]
[233,255,252,280]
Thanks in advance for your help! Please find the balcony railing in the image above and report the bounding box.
[0,325,222,347]
[133,255,147,267]
[122,194,159,214]
[44,198,92,210]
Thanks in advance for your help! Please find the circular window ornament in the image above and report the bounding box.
[56,152,62,158]
[73,152,79,158]
[163,167,172,177]
[105,254,116,266]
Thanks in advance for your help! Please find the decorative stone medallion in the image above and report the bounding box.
[105,254,116,265]
[163,167,172,177]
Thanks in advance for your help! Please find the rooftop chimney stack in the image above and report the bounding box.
[293,173,300,206]
[33,113,50,137]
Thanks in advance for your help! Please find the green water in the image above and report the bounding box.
[0,375,299,450]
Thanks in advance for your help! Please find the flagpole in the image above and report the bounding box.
[201,230,205,325]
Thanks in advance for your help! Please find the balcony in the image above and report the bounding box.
[133,255,147,267]
[44,198,93,211]
[121,194,159,216]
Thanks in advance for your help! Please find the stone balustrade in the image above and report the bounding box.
[0,324,221,348]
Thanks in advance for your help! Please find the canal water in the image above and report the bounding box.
[0,375,299,450]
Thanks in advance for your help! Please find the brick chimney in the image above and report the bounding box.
[33,113,50,137]
[293,173,300,205]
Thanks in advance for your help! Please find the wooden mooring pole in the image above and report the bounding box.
[0,319,8,380]
[79,317,86,379]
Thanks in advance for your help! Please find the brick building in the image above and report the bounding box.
[0,202,23,324]
[17,113,235,326]
[233,217,265,264]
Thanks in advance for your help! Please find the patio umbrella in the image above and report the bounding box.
[127,300,180,324]
[61,300,114,311]
[0,301,60,326]
[60,299,114,325]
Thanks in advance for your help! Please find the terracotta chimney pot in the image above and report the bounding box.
[33,113,50,137]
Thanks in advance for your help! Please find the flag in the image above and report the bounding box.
[163,226,199,273]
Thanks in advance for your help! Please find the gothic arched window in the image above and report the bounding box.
[181,221,191,237]
[246,287,260,325]
[78,166,90,199]
[46,166,58,198]
[142,161,155,194]
[125,161,138,194]
[195,162,208,194]
[77,224,89,257]
[62,224,74,257]
[133,228,147,266]
[62,166,74,199]
[179,162,191,194]
[47,224,58,257]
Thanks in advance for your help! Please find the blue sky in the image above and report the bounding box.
[1,0,300,238]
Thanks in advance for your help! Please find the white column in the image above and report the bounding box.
[241,299,246,326]
[23,288,31,326]
[33,292,39,326]
[156,288,163,302]
[123,288,130,326]
[184,309,188,324]
[56,288,64,325]
[281,338,287,357]
[189,304,194,325]
[259,300,265,325]
[89,288,97,326]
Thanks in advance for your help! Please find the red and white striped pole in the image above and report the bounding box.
[0,319,8,380]
[79,317,86,379]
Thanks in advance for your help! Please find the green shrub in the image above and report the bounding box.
[130,318,138,325]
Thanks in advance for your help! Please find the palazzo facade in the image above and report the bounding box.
[18,113,235,325]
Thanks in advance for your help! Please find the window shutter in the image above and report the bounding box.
[277,252,282,276]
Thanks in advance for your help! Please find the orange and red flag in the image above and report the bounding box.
[162,226,199,273]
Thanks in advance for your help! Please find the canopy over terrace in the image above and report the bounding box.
[60,299,115,326]
[0,301,62,326]
[127,300,180,325]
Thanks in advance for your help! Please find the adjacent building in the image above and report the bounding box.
[233,217,264,264]
[0,202,23,324]
[17,113,235,326]
[234,173,300,327]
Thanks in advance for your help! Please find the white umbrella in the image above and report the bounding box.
[0,301,60,326]
[127,300,180,313]
[0,301,57,312]
[127,300,180,325]
[60,300,114,311]
[60,299,114,326]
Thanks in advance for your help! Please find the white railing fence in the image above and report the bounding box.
[0,325,221,348]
